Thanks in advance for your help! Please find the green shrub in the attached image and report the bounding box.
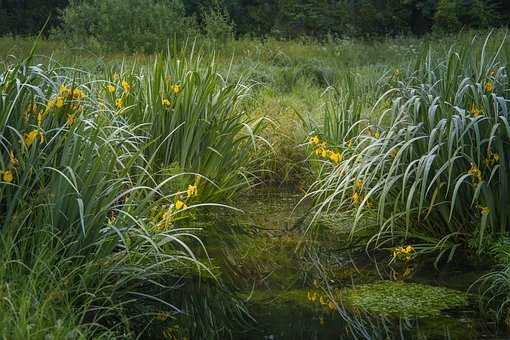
[433,0,462,33]
[200,1,234,43]
[463,0,500,29]
[59,0,197,52]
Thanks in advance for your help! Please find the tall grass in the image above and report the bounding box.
[123,46,267,200]
[301,73,370,181]
[474,238,510,324]
[304,73,367,145]
[0,51,246,337]
[308,33,510,260]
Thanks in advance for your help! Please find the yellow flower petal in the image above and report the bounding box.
[186,184,197,198]
[175,200,187,210]
[2,170,13,183]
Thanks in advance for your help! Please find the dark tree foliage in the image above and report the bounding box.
[0,0,68,35]
[0,0,509,37]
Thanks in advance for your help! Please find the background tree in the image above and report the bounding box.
[0,0,68,35]
[433,0,462,32]
[1,0,509,39]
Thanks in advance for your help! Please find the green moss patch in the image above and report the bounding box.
[339,281,467,318]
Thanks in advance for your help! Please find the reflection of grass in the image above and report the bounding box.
[244,289,311,309]
[205,227,312,289]
[339,281,467,317]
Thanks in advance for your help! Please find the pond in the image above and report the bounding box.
[201,188,504,340]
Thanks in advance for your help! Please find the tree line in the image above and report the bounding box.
[1,0,509,38]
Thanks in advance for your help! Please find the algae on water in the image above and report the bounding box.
[338,281,467,317]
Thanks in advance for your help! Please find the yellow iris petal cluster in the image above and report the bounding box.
[311,136,343,165]
[171,84,182,95]
[1,149,18,184]
[468,163,482,183]
[307,290,336,311]
[121,80,131,93]
[351,178,367,207]
[162,98,171,109]
[1,170,14,183]
[186,184,198,198]
[155,311,170,321]
[151,207,173,232]
[59,84,72,97]
[171,183,199,214]
[72,88,85,100]
[115,98,124,109]
[310,135,320,145]
[393,245,415,262]
[484,150,500,168]
[108,76,133,110]
[55,96,65,109]
[484,81,494,93]
[24,129,45,148]
[354,179,364,190]
[351,191,362,206]
[106,84,116,94]
[175,199,187,210]
[329,150,342,164]
[54,84,86,106]
[368,128,381,138]
[42,84,85,128]
[66,113,77,126]
[469,104,482,117]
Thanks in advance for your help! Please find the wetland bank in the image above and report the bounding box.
[1,2,510,338]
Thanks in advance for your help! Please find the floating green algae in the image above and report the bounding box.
[339,281,468,317]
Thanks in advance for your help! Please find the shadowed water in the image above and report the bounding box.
[210,189,506,340]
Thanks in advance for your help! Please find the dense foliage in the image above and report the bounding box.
[0,47,251,337]
[59,0,196,52]
[1,0,510,40]
[308,33,510,259]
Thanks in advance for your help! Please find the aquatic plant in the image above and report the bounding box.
[338,281,467,318]
[124,45,268,200]
[309,33,510,260]
[0,50,248,337]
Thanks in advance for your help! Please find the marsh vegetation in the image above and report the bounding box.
[1,2,510,338]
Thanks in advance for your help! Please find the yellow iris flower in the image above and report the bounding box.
[329,151,342,164]
[484,81,494,93]
[115,98,123,109]
[162,98,171,108]
[175,199,187,210]
[469,104,482,117]
[2,170,13,183]
[66,113,76,126]
[171,84,182,94]
[55,96,65,109]
[122,80,131,93]
[186,184,198,198]
[59,84,71,97]
[24,129,44,147]
[106,84,116,93]
[468,163,482,183]
[310,136,320,145]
